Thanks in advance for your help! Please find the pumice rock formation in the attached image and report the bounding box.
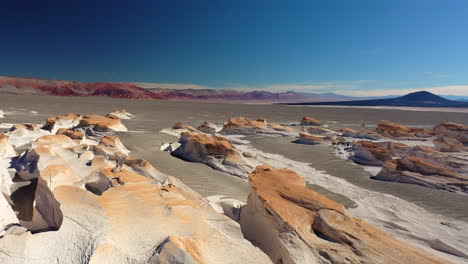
[376,120,432,139]
[240,165,448,264]
[300,116,325,126]
[107,110,134,119]
[0,113,271,264]
[220,117,297,136]
[171,132,255,178]
[341,127,383,140]
[433,122,468,145]
[293,132,324,145]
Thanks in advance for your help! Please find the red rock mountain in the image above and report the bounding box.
[0,76,346,102]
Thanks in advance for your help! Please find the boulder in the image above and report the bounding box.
[221,117,296,136]
[293,132,324,145]
[433,122,468,145]
[305,126,336,135]
[56,128,84,140]
[300,117,324,126]
[376,121,432,139]
[77,114,127,132]
[375,156,468,193]
[341,127,383,140]
[197,121,218,134]
[349,141,410,166]
[240,165,448,264]
[433,136,468,152]
[172,132,254,178]
[106,110,134,119]
[42,113,81,133]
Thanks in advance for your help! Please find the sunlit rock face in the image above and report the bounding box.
[77,114,128,132]
[240,165,448,264]
[171,132,254,178]
[197,121,218,134]
[0,113,270,264]
[293,132,324,145]
[107,110,134,120]
[341,127,383,140]
[376,120,432,139]
[220,117,297,136]
[42,113,81,133]
[349,141,410,166]
[300,116,324,126]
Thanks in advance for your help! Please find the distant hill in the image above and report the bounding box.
[286,91,468,108]
[0,76,355,102]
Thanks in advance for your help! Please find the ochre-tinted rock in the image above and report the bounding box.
[221,117,296,136]
[42,113,81,133]
[349,141,410,166]
[342,127,383,140]
[106,110,134,119]
[294,132,324,145]
[300,117,324,126]
[197,121,217,134]
[433,122,468,145]
[376,120,432,139]
[78,114,127,132]
[433,136,468,152]
[240,165,449,264]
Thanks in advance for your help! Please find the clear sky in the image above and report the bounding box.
[1,0,468,96]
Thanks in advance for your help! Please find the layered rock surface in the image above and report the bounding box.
[220,117,297,136]
[376,120,432,139]
[293,132,324,145]
[240,165,448,264]
[0,113,270,264]
[171,132,255,178]
[300,116,324,126]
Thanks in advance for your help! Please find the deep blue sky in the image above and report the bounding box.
[1,0,468,95]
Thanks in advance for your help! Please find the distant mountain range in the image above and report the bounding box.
[286,91,468,108]
[0,76,354,102]
[0,76,467,106]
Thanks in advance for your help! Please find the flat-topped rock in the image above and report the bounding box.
[300,116,324,126]
[221,117,296,136]
[342,127,383,140]
[293,132,324,145]
[305,126,336,135]
[376,120,432,139]
[78,114,127,132]
[240,165,448,264]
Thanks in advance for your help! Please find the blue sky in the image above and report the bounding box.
[1,0,468,96]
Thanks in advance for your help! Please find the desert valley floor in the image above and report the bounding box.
[0,94,467,263]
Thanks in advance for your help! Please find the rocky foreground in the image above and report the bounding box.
[0,112,456,263]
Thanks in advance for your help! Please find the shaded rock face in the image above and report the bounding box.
[0,113,270,264]
[433,136,468,152]
[221,117,297,136]
[293,132,324,145]
[172,132,254,178]
[376,156,468,193]
[349,141,410,166]
[196,121,218,134]
[240,165,447,264]
[300,117,324,126]
[434,122,468,145]
[376,120,432,139]
[341,128,383,140]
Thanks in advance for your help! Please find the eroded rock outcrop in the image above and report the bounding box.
[221,117,296,136]
[77,114,128,132]
[433,136,468,152]
[42,113,81,133]
[300,117,324,126]
[197,121,218,134]
[341,127,383,140]
[107,110,134,119]
[305,126,336,135]
[433,122,468,145]
[376,156,468,193]
[240,165,448,264]
[172,132,254,178]
[349,141,410,166]
[376,121,432,139]
[0,113,271,264]
[293,132,324,145]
